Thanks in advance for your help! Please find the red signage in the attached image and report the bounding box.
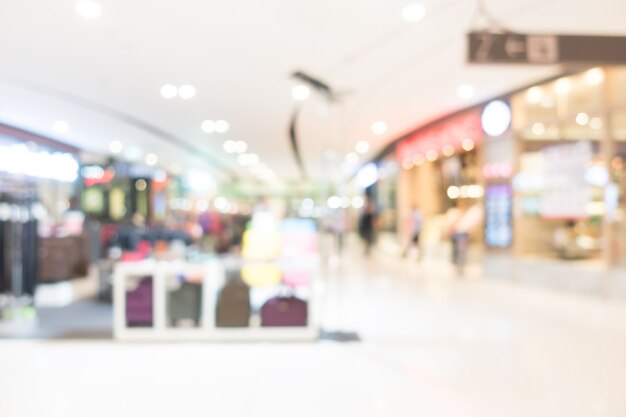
[396,110,483,165]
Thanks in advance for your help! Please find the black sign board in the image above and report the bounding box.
[468,31,626,65]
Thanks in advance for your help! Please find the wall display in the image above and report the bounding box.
[539,141,592,219]
[82,187,105,215]
[485,185,513,248]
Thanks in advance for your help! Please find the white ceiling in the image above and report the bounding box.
[0,0,625,183]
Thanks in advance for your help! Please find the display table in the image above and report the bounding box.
[113,257,319,342]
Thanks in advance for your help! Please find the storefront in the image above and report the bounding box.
[511,67,626,268]
[379,66,626,292]
[394,108,487,248]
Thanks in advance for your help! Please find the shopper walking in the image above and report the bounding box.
[403,205,424,259]
[358,199,377,256]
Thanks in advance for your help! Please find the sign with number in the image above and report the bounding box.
[468,32,626,65]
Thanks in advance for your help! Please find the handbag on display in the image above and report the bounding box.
[282,270,310,287]
[260,295,307,327]
[241,263,281,287]
[126,277,153,327]
[168,278,202,327]
[216,271,251,327]
[241,229,281,261]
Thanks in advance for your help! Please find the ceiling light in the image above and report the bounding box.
[402,160,414,170]
[456,84,475,99]
[371,121,388,135]
[590,117,603,130]
[145,153,158,166]
[201,120,216,133]
[426,149,438,162]
[576,112,590,126]
[462,139,475,151]
[160,84,178,99]
[402,3,426,22]
[75,0,102,19]
[413,155,426,166]
[555,78,571,95]
[532,123,546,135]
[53,120,70,134]
[292,84,311,101]
[109,140,123,154]
[356,141,370,154]
[526,87,543,104]
[223,140,236,153]
[584,68,604,86]
[178,84,196,99]
[234,141,247,154]
[215,120,229,133]
[443,145,455,157]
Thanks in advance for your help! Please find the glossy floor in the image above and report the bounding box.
[1,243,626,417]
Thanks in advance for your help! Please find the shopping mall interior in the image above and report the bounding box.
[2,1,626,416]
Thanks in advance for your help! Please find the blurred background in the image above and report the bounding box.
[1,1,626,416]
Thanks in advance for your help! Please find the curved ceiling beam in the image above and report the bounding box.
[0,73,238,180]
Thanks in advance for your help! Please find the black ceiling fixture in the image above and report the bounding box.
[288,70,338,180]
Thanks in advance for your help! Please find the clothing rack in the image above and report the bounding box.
[0,183,44,319]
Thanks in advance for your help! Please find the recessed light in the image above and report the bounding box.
[178,84,196,99]
[53,120,70,134]
[109,140,123,154]
[585,68,604,86]
[76,0,102,19]
[576,112,590,126]
[356,141,370,154]
[443,145,455,157]
[223,140,236,153]
[555,78,571,95]
[292,84,311,101]
[201,120,216,133]
[402,3,426,22]
[532,122,546,135]
[160,84,178,99]
[145,153,158,166]
[371,121,388,135]
[426,149,438,162]
[462,139,475,151]
[215,120,229,133]
[457,84,475,99]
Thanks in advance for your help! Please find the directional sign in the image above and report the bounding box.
[468,32,626,65]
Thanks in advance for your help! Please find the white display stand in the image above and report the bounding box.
[113,257,319,342]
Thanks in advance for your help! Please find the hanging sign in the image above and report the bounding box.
[468,32,626,65]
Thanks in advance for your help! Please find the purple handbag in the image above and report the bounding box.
[126,277,153,327]
[260,296,307,327]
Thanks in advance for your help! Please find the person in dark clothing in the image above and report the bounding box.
[358,199,377,256]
